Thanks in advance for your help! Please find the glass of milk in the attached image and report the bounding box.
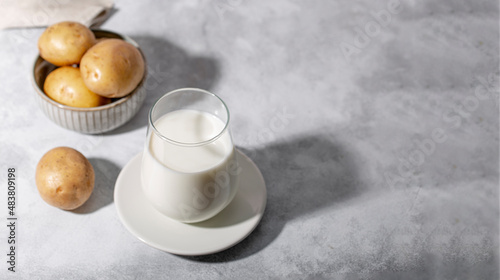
[141,88,239,223]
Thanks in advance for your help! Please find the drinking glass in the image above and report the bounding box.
[141,88,239,223]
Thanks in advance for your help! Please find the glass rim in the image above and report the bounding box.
[148,88,231,147]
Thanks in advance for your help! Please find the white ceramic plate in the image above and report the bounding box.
[114,150,267,256]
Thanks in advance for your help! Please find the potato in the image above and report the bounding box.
[80,38,145,98]
[38,21,96,66]
[36,147,95,210]
[43,66,111,108]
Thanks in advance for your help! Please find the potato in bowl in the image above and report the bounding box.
[43,66,111,108]
[81,38,145,98]
[38,21,96,67]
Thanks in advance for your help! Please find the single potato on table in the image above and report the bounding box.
[43,66,111,108]
[80,38,145,98]
[38,21,96,66]
[36,147,95,210]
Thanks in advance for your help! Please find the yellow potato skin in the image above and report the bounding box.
[80,38,145,98]
[38,21,96,66]
[43,66,111,108]
[35,147,95,210]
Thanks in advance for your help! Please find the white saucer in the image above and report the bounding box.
[114,150,267,256]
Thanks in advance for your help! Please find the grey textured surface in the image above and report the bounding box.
[0,0,498,279]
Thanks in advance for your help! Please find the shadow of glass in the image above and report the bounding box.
[191,195,255,229]
[105,35,220,135]
[181,135,363,262]
[71,158,120,214]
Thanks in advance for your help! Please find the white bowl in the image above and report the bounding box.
[31,30,147,134]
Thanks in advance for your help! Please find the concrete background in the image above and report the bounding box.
[0,0,498,279]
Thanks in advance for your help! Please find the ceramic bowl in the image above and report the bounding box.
[31,30,147,134]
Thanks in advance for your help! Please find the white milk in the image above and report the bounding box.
[141,109,239,223]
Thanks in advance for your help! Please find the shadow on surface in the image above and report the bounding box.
[90,7,119,29]
[105,35,220,135]
[180,135,363,262]
[71,158,120,214]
